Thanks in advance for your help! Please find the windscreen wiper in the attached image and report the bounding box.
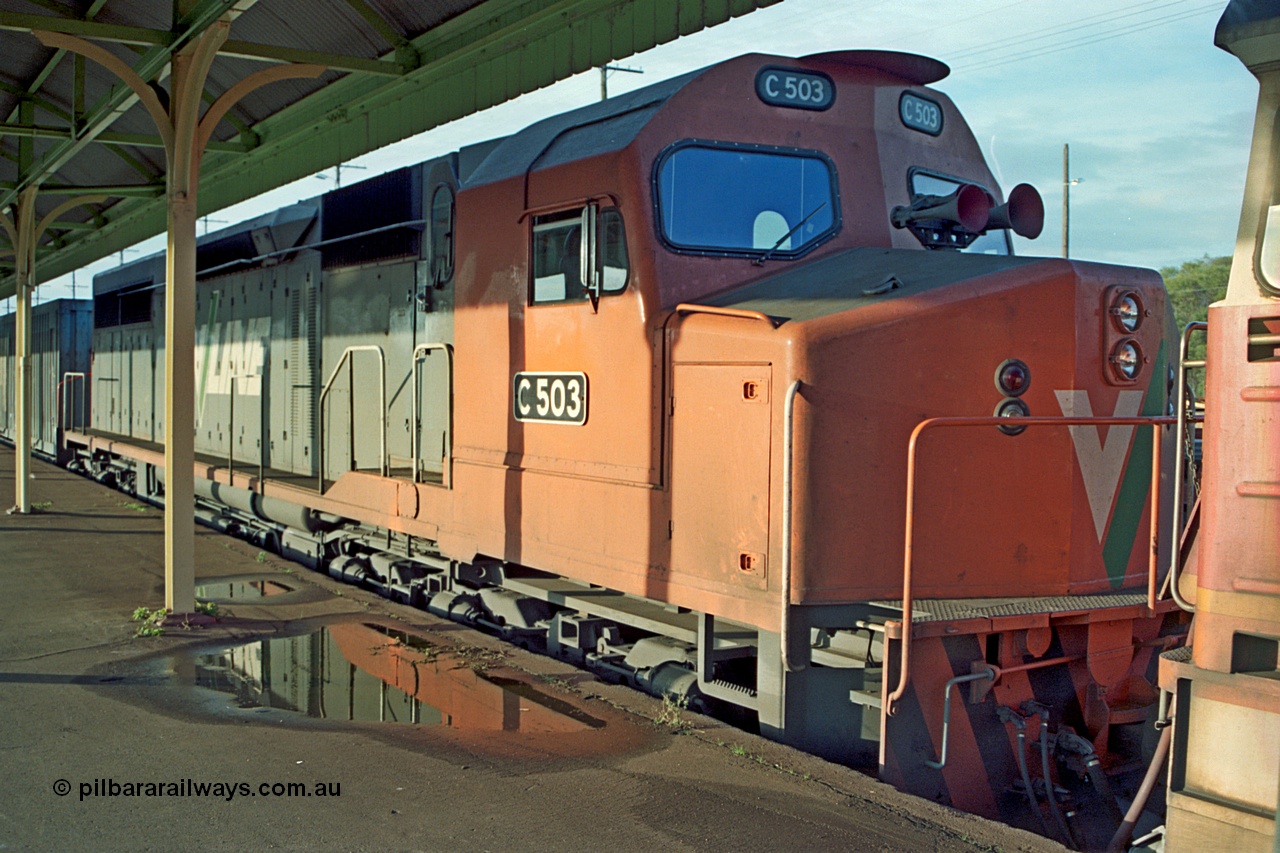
[752,201,828,267]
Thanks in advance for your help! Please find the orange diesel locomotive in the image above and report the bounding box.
[68,50,1186,845]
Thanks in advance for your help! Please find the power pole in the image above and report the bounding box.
[599,64,643,100]
[1062,144,1081,258]
[316,163,367,188]
[200,215,227,235]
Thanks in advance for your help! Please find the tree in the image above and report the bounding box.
[1161,254,1232,331]
[1160,255,1231,398]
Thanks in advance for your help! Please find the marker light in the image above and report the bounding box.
[1110,291,1143,333]
[994,397,1030,435]
[995,359,1030,397]
[1110,340,1143,381]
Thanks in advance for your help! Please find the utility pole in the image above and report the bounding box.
[316,163,367,188]
[599,64,643,100]
[200,215,227,235]
[1062,144,1082,258]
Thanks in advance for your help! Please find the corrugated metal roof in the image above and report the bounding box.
[0,0,785,296]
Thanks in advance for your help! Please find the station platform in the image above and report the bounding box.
[0,448,1062,852]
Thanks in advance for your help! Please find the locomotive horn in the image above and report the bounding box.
[986,183,1045,238]
[890,183,990,233]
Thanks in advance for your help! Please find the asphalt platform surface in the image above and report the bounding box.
[0,448,1065,852]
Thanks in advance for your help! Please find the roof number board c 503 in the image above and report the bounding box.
[513,372,588,425]
[899,92,943,136]
[754,66,835,111]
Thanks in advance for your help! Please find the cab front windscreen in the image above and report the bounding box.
[654,141,839,258]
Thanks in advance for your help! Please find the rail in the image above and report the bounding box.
[92,375,118,431]
[58,371,88,434]
[1170,321,1208,612]
[781,379,802,672]
[924,668,997,769]
[317,345,387,492]
[411,343,454,488]
[885,413,1182,718]
[673,303,776,326]
[227,373,264,488]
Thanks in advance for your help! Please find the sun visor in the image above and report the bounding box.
[800,50,949,85]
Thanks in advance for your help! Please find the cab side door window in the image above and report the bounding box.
[531,205,629,305]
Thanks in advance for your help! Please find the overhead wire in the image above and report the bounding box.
[945,0,1206,63]
[958,3,1224,73]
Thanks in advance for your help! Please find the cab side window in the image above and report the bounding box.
[531,206,629,304]
[429,184,454,285]
[600,208,628,292]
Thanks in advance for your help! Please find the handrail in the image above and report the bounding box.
[411,343,454,489]
[781,379,803,673]
[227,373,264,488]
[517,193,620,223]
[59,371,88,434]
[317,345,386,492]
[924,668,997,769]
[1170,321,1208,612]
[673,303,776,326]
[885,413,1187,718]
[92,375,118,431]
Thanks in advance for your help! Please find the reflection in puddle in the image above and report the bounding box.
[189,623,604,733]
[194,579,293,602]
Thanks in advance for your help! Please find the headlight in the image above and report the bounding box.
[1110,339,1143,381]
[1110,291,1143,333]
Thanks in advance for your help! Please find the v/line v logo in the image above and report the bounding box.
[1054,389,1145,542]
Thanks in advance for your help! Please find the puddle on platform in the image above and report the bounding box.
[194,578,294,603]
[181,623,605,733]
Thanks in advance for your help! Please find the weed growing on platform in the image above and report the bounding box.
[120,501,148,512]
[255,551,268,563]
[30,501,52,512]
[457,645,505,672]
[195,600,219,617]
[655,693,691,731]
[130,606,165,637]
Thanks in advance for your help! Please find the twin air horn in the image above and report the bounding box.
[891,183,1044,250]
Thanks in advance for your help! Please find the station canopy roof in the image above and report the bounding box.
[0,0,779,298]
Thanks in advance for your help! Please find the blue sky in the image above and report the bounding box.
[19,0,1256,307]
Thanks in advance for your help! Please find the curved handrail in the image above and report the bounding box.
[317,345,386,491]
[1170,321,1208,612]
[59,371,88,434]
[885,413,1187,717]
[673,303,776,326]
[781,379,803,673]
[411,343,454,488]
[226,373,264,487]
